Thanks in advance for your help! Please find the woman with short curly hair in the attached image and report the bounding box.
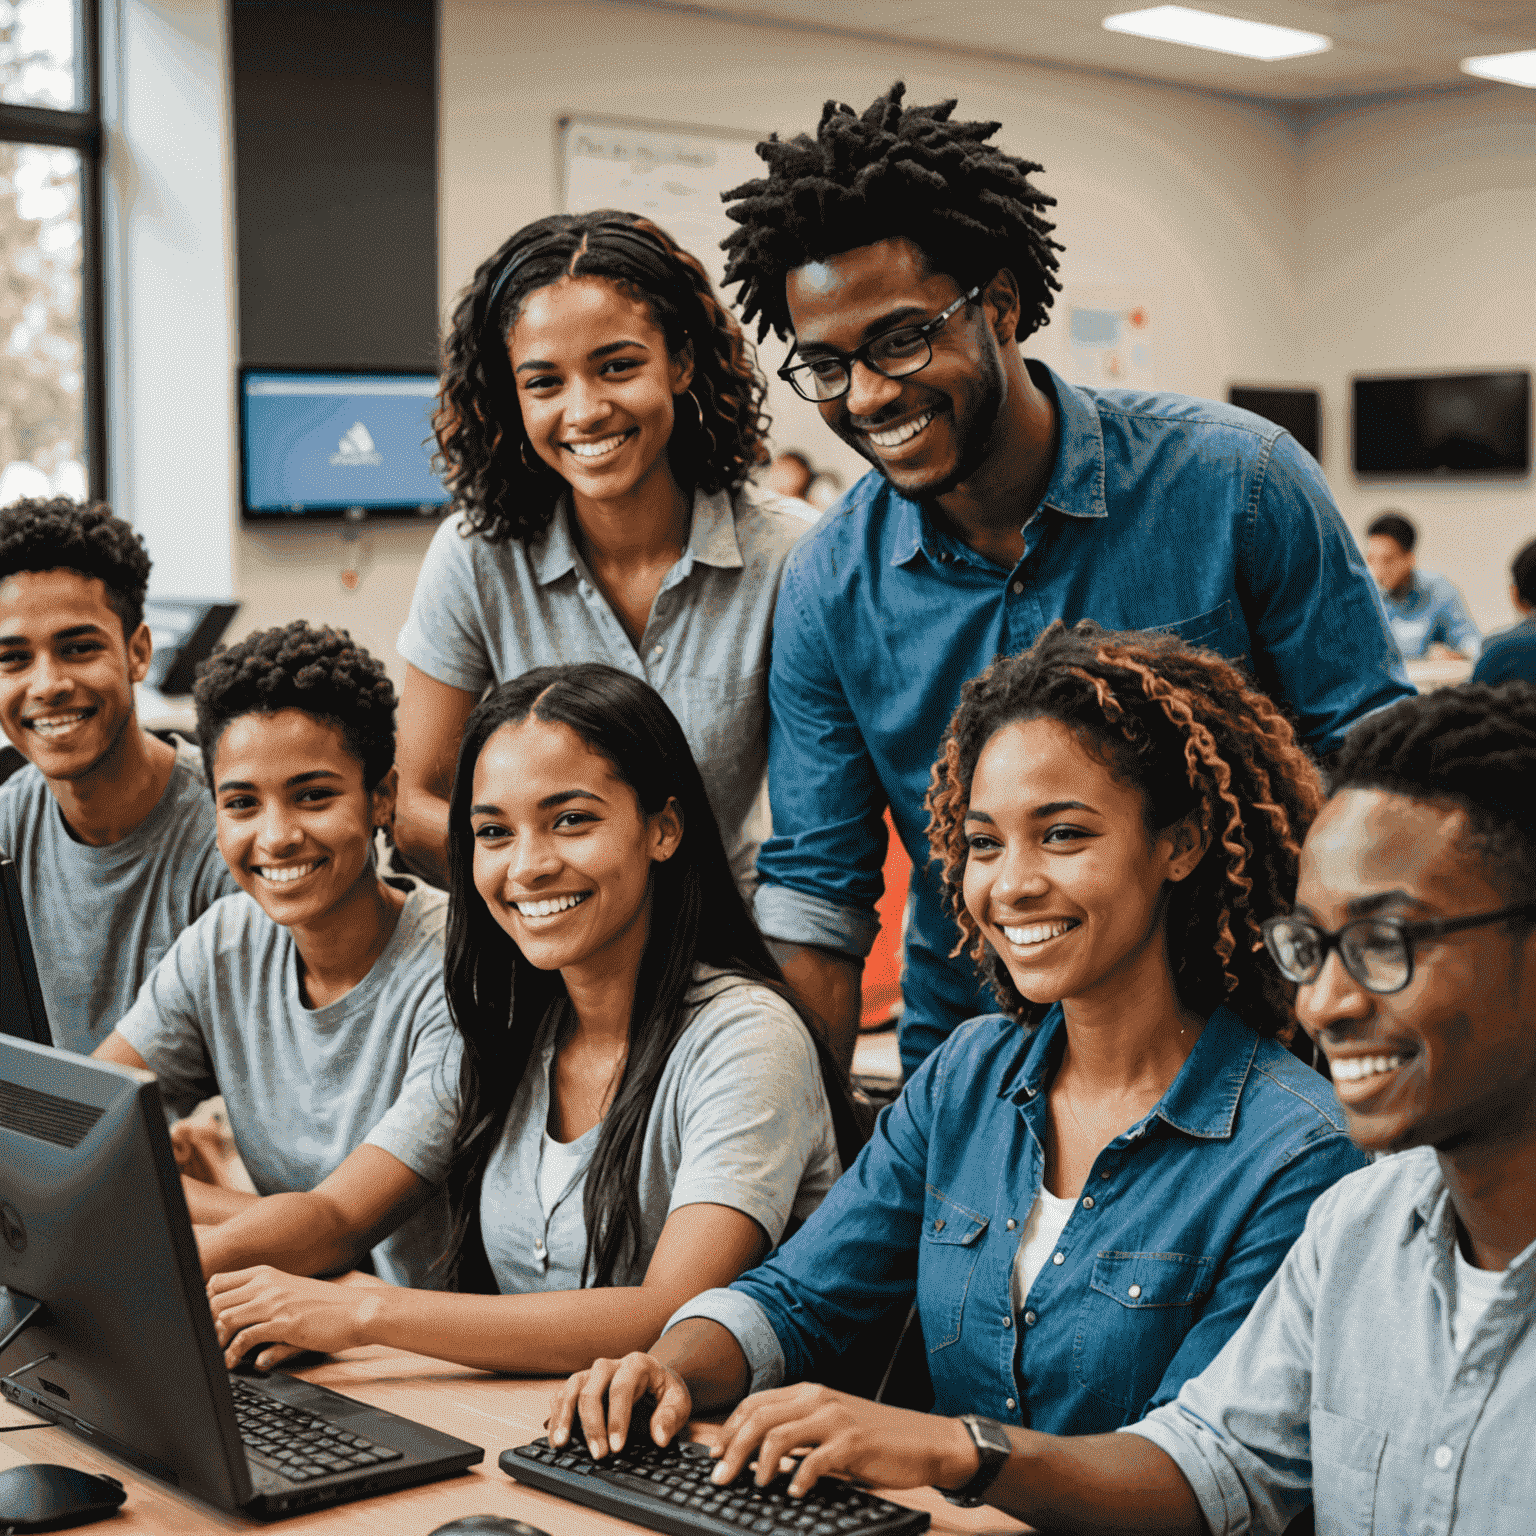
[547,620,1370,1464]
[396,210,800,891]
[96,622,461,1302]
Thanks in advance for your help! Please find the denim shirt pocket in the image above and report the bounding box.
[1151,600,1250,658]
[917,1185,989,1352]
[1072,1251,1216,1413]
[1310,1407,1386,1536]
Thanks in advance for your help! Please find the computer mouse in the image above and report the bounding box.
[428,1520,552,1536]
[0,1463,126,1531]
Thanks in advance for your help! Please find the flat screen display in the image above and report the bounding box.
[1228,386,1321,462]
[1352,371,1531,477]
[239,369,451,518]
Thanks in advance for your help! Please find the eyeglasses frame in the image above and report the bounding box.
[1261,900,1536,995]
[776,285,984,403]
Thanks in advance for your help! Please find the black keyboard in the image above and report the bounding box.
[229,1375,403,1484]
[501,1434,930,1536]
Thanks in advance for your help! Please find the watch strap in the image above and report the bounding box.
[944,1414,1011,1507]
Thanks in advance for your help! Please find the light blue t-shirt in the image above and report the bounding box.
[1381,569,1482,659]
[0,736,237,1053]
[116,880,460,1288]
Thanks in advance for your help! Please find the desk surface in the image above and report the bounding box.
[0,1348,1027,1536]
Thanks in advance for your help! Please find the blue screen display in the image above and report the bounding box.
[241,371,451,514]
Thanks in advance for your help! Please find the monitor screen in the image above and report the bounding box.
[239,369,452,518]
[0,854,49,1046]
[1228,386,1321,462]
[1352,371,1531,477]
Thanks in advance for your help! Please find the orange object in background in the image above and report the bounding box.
[860,811,912,1029]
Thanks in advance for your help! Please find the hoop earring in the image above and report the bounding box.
[685,390,717,459]
[520,438,541,474]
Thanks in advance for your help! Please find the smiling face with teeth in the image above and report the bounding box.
[960,716,1204,1021]
[469,717,682,985]
[508,276,694,519]
[0,568,153,785]
[1293,789,1536,1156]
[213,708,397,938]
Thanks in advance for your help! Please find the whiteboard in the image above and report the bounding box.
[558,115,869,488]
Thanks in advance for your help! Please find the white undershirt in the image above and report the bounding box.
[537,1128,592,1218]
[1010,1187,1078,1315]
[1451,1244,1505,1355]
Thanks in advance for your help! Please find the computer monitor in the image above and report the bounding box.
[0,855,48,1046]
[142,599,241,697]
[0,1037,254,1509]
[239,367,452,520]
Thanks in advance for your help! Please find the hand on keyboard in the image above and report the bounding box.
[549,1351,694,1460]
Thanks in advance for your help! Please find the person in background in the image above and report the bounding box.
[395,211,803,895]
[0,497,236,1053]
[570,682,1536,1536]
[1470,535,1536,686]
[205,665,864,1374]
[96,624,458,1291]
[765,449,815,501]
[718,82,1411,1077]
[549,624,1366,1458]
[1365,510,1482,661]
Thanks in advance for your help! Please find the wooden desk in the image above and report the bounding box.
[0,1348,1028,1535]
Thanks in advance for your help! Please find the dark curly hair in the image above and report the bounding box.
[435,210,769,545]
[1328,681,1536,909]
[0,496,150,638]
[192,622,397,791]
[925,621,1324,1038]
[721,81,1064,343]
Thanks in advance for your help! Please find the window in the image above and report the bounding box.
[0,0,103,504]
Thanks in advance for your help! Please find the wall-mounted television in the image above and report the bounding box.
[1228,386,1321,462]
[239,367,452,520]
[1352,371,1531,478]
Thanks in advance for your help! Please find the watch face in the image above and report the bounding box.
[971,1417,1012,1456]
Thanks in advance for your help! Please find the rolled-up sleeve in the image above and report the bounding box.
[1121,1196,1323,1536]
[753,549,888,959]
[1242,435,1414,755]
[665,1288,787,1395]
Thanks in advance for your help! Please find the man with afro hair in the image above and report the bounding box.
[0,496,235,1053]
[726,83,1412,1075]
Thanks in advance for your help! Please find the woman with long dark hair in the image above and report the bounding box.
[394,211,800,896]
[207,664,864,1373]
[548,622,1369,1473]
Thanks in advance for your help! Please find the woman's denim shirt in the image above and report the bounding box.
[673,1004,1368,1434]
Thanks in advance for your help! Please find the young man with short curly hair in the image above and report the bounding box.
[0,496,235,1052]
[726,84,1415,1075]
[95,622,459,1295]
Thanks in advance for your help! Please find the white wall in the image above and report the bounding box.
[104,0,236,602]
[1300,85,1536,635]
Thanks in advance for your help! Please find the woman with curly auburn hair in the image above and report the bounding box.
[546,621,1370,1475]
[395,210,798,892]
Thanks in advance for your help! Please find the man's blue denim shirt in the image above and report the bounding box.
[670,1005,1369,1436]
[752,361,1412,1075]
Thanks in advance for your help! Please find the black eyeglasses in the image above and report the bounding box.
[1261,901,1536,995]
[776,286,982,403]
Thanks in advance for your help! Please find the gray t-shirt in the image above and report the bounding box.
[0,736,237,1054]
[396,485,805,890]
[116,880,460,1289]
[481,967,841,1293]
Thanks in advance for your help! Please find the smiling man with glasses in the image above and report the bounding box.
[722,83,1412,1076]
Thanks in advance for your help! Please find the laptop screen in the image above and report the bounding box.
[239,369,451,519]
[0,854,49,1045]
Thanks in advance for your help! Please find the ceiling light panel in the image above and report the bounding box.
[1103,6,1333,61]
[1460,49,1536,88]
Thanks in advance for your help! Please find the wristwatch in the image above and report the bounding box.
[943,1414,1012,1507]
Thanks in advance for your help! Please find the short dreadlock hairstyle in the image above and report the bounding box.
[1329,681,1536,911]
[436,210,769,545]
[193,622,397,791]
[0,496,150,639]
[926,621,1324,1038]
[721,82,1064,343]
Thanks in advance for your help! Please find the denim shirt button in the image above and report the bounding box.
[1052,1251,1064,1265]
[1128,1284,1141,1298]
[1082,1197,1094,1210]
[1011,581,1024,595]
[1002,1315,1012,1329]
[934,1218,945,1232]
[1005,1399,1016,1411]
[1006,1218,1017,1231]
[1023,1311,1037,1326]
[1100,1169,1111,1179]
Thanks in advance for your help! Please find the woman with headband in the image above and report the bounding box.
[395,211,800,899]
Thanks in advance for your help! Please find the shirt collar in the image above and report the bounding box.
[1002,1002,1258,1141]
[530,487,742,588]
[888,360,1107,570]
